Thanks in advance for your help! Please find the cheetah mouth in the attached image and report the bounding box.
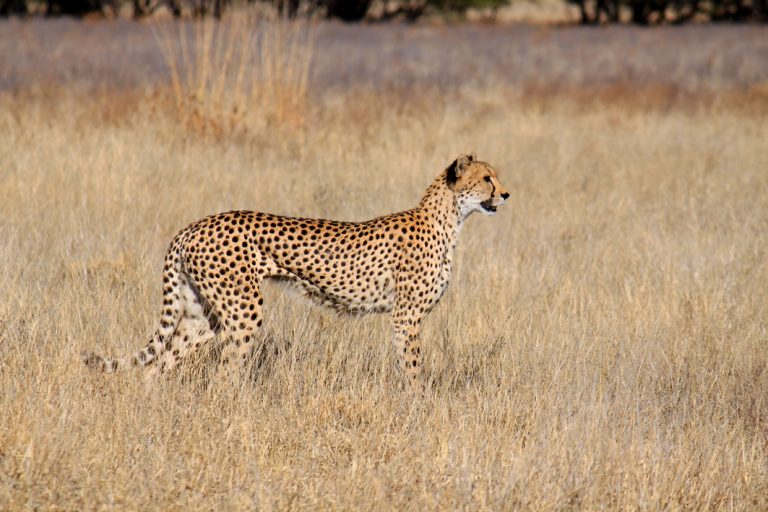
[480,200,498,213]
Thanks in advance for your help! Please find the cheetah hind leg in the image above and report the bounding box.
[148,276,218,377]
[216,288,264,383]
[153,283,218,378]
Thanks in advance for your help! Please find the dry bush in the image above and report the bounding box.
[154,8,314,137]
[0,84,767,509]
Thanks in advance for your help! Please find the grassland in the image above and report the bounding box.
[0,17,767,510]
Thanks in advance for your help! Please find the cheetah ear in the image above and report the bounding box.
[446,153,474,184]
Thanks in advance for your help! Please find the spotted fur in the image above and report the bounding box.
[83,154,509,389]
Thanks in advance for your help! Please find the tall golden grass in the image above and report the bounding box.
[154,7,314,135]
[0,27,767,508]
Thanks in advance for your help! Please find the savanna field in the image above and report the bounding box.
[1,15,767,510]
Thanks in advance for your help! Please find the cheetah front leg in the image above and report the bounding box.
[391,303,425,391]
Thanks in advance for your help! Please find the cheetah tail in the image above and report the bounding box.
[81,350,123,373]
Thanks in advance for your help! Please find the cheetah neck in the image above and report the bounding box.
[417,171,464,241]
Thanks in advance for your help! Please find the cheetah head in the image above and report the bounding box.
[446,154,510,217]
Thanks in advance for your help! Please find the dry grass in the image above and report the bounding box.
[1,26,767,509]
[155,9,314,135]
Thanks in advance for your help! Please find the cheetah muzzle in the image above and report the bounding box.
[82,153,510,391]
[480,199,497,213]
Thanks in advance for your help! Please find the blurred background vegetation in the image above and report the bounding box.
[568,0,767,23]
[0,0,766,22]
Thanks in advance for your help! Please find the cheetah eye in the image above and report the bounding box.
[484,176,492,183]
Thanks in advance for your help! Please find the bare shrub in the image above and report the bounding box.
[154,7,314,137]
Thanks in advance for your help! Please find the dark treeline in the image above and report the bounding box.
[0,0,766,22]
[0,0,508,20]
[567,0,767,24]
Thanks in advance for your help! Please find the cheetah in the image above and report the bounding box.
[83,154,509,389]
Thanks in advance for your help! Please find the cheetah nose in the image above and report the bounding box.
[501,192,510,200]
